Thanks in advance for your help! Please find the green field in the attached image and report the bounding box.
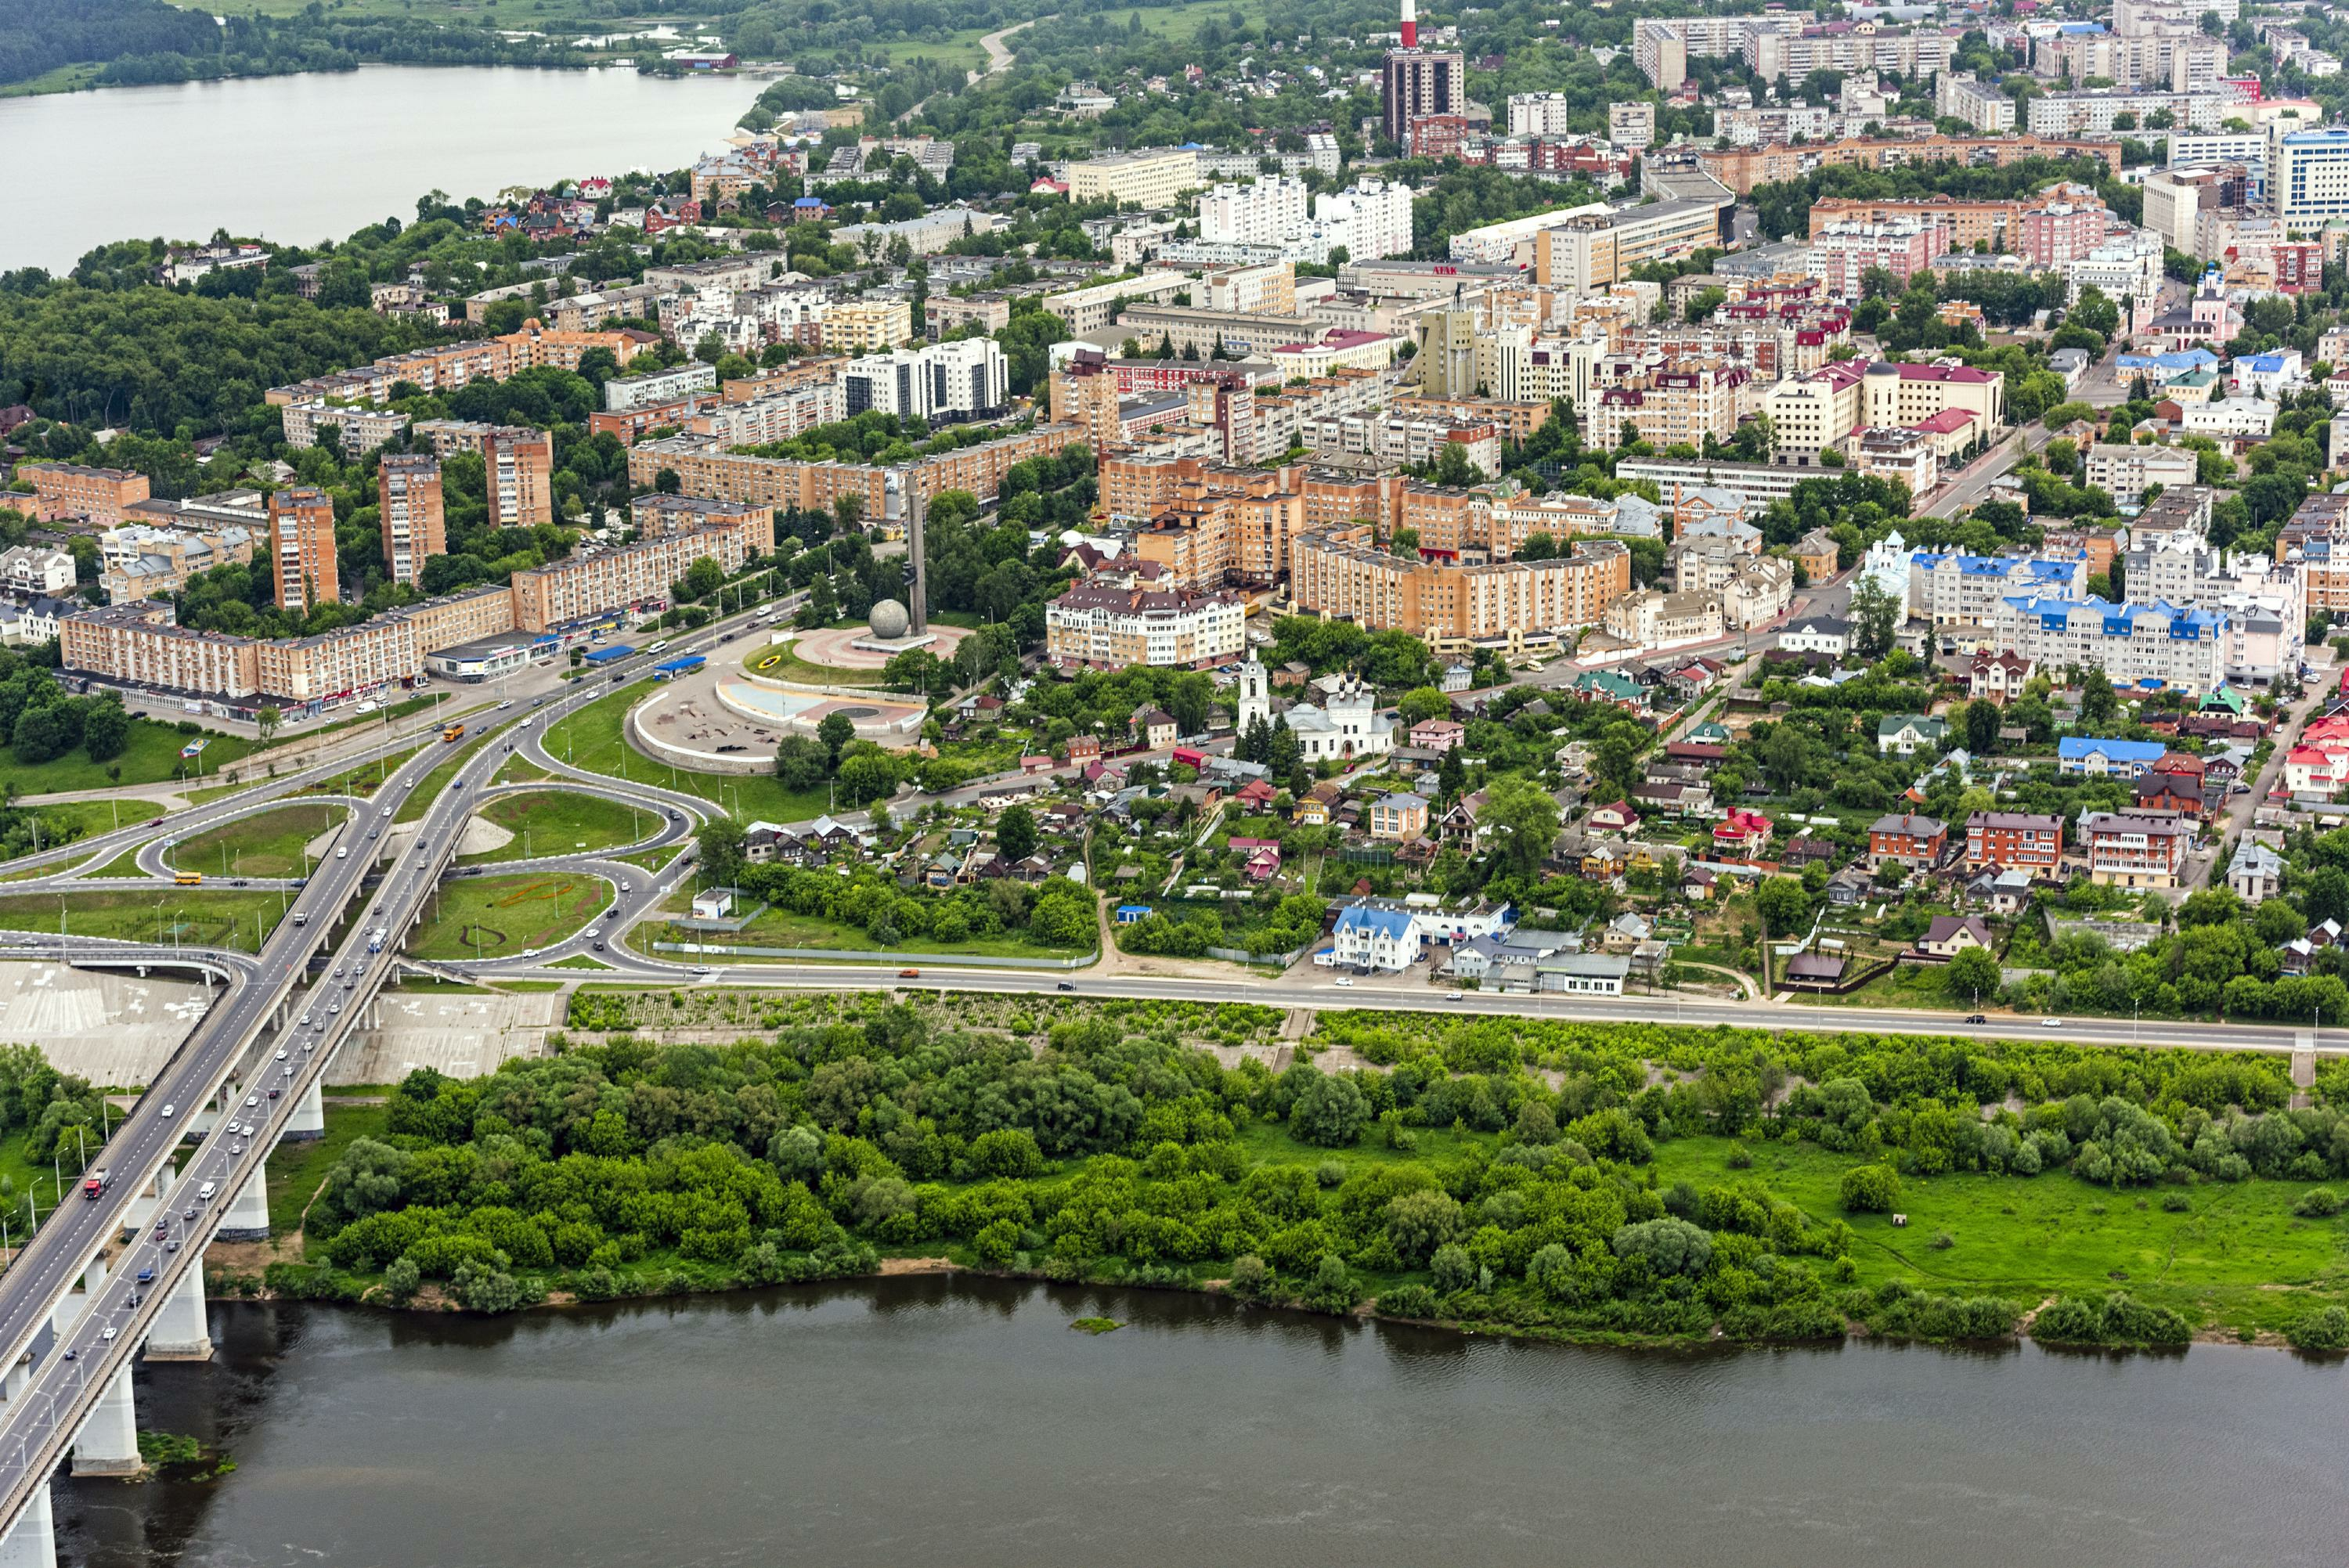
[748,639,891,689]
[458,790,655,867]
[0,889,289,952]
[166,803,347,879]
[1651,1136,2345,1338]
[651,897,1085,961]
[0,719,258,795]
[540,686,835,826]
[404,872,611,961]
[0,800,166,867]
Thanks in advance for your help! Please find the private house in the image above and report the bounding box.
[2059,737,2165,777]
[2227,837,2282,903]
[1133,707,1180,749]
[2083,810,2192,888]
[1369,793,1431,841]
[1918,914,1994,957]
[1965,810,2063,871]
[1330,902,1417,970]
[1712,807,1774,863]
[1877,714,1947,756]
[1588,800,1640,834]
[1409,718,1467,753]
[1968,649,2033,703]
[1867,813,1948,871]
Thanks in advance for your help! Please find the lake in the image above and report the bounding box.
[0,66,765,272]
[50,1278,2349,1567]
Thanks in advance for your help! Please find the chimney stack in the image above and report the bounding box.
[1401,0,1417,49]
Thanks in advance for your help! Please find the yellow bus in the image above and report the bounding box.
[174,871,203,886]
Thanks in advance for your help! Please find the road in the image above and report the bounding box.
[897,15,1048,125]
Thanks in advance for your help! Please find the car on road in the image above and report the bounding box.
[2041,1018,2064,1028]
[245,1094,259,1108]
[275,1048,287,1060]
[381,806,392,817]
[1963,1014,1987,1024]
[160,1103,176,1119]
[99,1328,114,1343]
[1446,991,1464,1000]
[593,940,605,951]
[337,847,348,859]
[154,1220,168,1238]
[1333,976,1353,987]
[136,1268,154,1285]
[620,881,632,895]
[268,1087,281,1099]
[182,1207,196,1222]
[370,828,381,839]
[899,968,920,979]
[61,1350,75,1362]
[229,1144,242,1155]
[164,1239,179,1253]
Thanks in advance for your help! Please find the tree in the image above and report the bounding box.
[1839,1164,1899,1213]
[996,804,1037,863]
[1962,697,1999,755]
[1480,774,1560,881]
[1849,575,1900,661]
[1288,1067,1370,1147]
[817,712,857,768]
[254,705,280,747]
[1611,1217,1712,1275]
[1755,876,1811,935]
[79,700,128,763]
[2080,667,2117,724]
[1945,946,2001,1007]
[1384,1188,1463,1265]
[696,816,747,888]
[774,734,828,791]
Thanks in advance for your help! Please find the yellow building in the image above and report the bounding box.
[820,301,913,352]
[1066,147,1202,208]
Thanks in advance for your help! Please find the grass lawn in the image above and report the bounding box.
[165,803,348,879]
[405,872,610,962]
[301,739,430,801]
[541,686,835,825]
[493,755,554,786]
[612,847,680,875]
[652,899,1084,961]
[549,953,615,969]
[265,1101,390,1232]
[0,889,289,952]
[1651,1136,2349,1337]
[745,639,891,689]
[459,790,658,866]
[0,800,167,867]
[1,719,258,794]
[88,845,152,879]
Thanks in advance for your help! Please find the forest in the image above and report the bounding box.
[260,993,2349,1350]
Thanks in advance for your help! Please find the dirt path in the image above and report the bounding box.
[897,16,1049,124]
[1676,961,1762,1000]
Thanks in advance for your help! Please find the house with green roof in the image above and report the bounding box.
[1876,713,1947,756]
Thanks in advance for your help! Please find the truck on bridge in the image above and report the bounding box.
[368,928,388,953]
[81,1168,107,1199]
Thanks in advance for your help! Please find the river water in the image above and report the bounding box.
[49,1278,2349,1567]
[0,67,763,272]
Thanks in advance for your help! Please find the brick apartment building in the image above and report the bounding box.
[377,455,445,589]
[1968,811,2069,872]
[268,486,338,613]
[508,526,748,633]
[482,426,554,528]
[14,463,151,527]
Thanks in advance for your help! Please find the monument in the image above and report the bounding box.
[850,596,936,656]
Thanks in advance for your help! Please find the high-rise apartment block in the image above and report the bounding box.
[482,426,554,529]
[1200,177,1312,247]
[377,454,445,590]
[268,485,337,614]
[1382,49,1466,148]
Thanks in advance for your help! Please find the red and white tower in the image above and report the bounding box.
[1400,0,1417,49]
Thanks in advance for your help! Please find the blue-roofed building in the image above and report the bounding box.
[2115,348,2220,391]
[1908,550,2088,628]
[1331,902,1418,971]
[2059,737,2168,776]
[1326,897,1515,971]
[1997,595,2228,697]
[2228,348,2304,399]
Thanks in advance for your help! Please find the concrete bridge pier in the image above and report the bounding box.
[217,1164,269,1243]
[0,1480,56,1568]
[144,1264,211,1364]
[51,1257,108,1340]
[283,1080,326,1142]
[70,1364,139,1477]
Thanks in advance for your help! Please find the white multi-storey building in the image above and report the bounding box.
[1199,176,1312,247]
[1312,179,1415,262]
[1043,580,1246,669]
[1506,92,1577,139]
[1990,595,2228,695]
[1909,552,2089,627]
[839,339,1009,424]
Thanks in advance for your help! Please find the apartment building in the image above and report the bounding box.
[508,527,748,633]
[1043,579,1246,669]
[1042,274,1193,335]
[2084,442,2199,508]
[684,381,843,447]
[1867,812,1948,871]
[387,582,517,654]
[1507,92,1576,139]
[1609,101,1658,150]
[1745,23,1953,79]
[97,523,254,604]
[1764,359,1869,454]
[1908,552,2088,626]
[1817,218,1951,295]
[0,545,74,597]
[2082,810,2192,888]
[603,361,719,414]
[1808,196,2026,252]
[626,424,1080,515]
[629,494,777,556]
[1381,50,1467,147]
[377,454,445,590]
[1587,364,1754,451]
[1200,177,1311,247]
[2035,29,2228,89]
[1966,811,2064,871]
[2026,91,2234,137]
[1290,526,1631,647]
[1696,134,2124,197]
[1529,198,1731,292]
[818,301,914,353]
[840,339,1010,424]
[1632,16,1794,88]
[1936,72,2015,133]
[1067,148,1201,207]
[1861,360,2005,429]
[1600,586,1726,649]
[13,463,150,527]
[268,486,337,614]
[2275,126,2349,229]
[1992,595,2228,694]
[60,602,261,699]
[482,427,554,529]
[252,616,420,705]
[1301,414,1501,477]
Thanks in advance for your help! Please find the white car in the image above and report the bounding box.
[1333,976,1353,988]
[337,847,348,860]
[274,1048,288,1061]
[2040,1018,2064,1029]
[245,1095,260,1108]
[101,1327,116,1342]
[160,1104,176,1119]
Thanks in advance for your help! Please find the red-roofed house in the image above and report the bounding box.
[1907,405,1979,465]
[1713,807,1774,863]
[1862,359,2006,428]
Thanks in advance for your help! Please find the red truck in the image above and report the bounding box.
[82,1167,108,1199]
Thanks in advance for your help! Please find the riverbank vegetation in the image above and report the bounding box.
[234,994,2349,1354]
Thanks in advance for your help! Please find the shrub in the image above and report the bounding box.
[2030,1292,2192,1347]
[1315,1159,1348,1188]
[1377,1284,1440,1319]
[382,1256,420,1305]
[1430,1242,1477,1293]
[1611,1217,1712,1277]
[2288,1304,2349,1353]
[1301,1253,1357,1314]
[1839,1164,1900,1213]
[1226,1254,1271,1300]
[1289,1069,1371,1147]
[2294,1187,2344,1218]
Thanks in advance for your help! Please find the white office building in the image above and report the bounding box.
[2275,126,2349,228]
[839,338,1009,424]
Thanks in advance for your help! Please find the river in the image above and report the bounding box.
[49,1278,2349,1567]
[0,67,765,273]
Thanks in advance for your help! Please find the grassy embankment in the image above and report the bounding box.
[403,873,611,962]
[644,889,1083,961]
[0,801,168,872]
[0,718,257,795]
[164,803,348,879]
[0,889,290,951]
[540,685,834,825]
[458,790,655,867]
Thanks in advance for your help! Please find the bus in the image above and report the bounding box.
[173,871,203,887]
[441,723,465,743]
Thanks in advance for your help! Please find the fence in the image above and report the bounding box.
[1205,941,1312,968]
[653,940,1096,971]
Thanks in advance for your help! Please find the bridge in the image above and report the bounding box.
[0,628,732,1566]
